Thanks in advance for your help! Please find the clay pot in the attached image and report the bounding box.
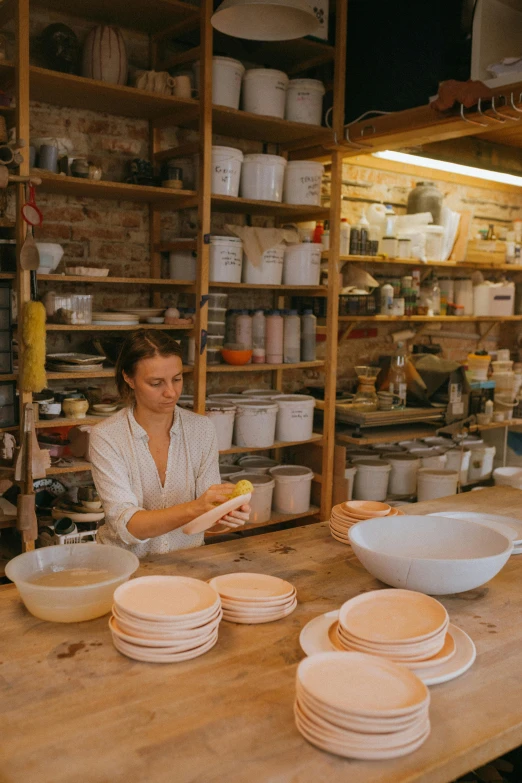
[82,25,128,85]
[62,397,89,419]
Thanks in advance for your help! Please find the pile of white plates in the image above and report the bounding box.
[295,651,431,760]
[208,572,297,624]
[110,575,222,663]
[335,589,450,666]
[329,500,404,544]
[92,311,139,326]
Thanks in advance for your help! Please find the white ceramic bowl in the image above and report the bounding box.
[5,543,139,622]
[36,242,64,273]
[348,515,512,595]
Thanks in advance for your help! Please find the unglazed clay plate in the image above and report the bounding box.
[209,572,295,601]
[113,575,220,621]
[181,493,251,535]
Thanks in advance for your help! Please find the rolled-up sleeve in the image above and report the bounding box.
[195,419,222,497]
[89,429,149,547]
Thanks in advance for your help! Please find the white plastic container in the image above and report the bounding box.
[233,400,278,448]
[343,464,358,501]
[220,464,245,480]
[265,311,284,363]
[424,225,444,261]
[409,448,447,470]
[269,465,313,514]
[243,245,285,285]
[283,311,301,364]
[252,309,266,364]
[493,466,522,489]
[237,455,279,474]
[211,145,243,196]
[445,448,471,485]
[417,469,459,502]
[234,472,275,525]
[275,394,315,442]
[169,240,197,281]
[209,235,243,283]
[283,161,324,205]
[235,311,253,352]
[352,459,392,502]
[283,243,322,285]
[242,68,288,118]
[285,78,325,125]
[208,57,245,109]
[205,402,236,452]
[467,444,496,483]
[387,453,420,497]
[240,154,286,202]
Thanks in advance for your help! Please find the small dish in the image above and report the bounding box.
[221,347,253,366]
[146,317,165,324]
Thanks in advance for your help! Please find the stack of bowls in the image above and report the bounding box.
[110,575,222,662]
[208,572,296,624]
[329,500,403,544]
[335,589,450,668]
[295,652,431,760]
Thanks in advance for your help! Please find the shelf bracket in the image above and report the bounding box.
[478,321,497,346]
[339,322,359,343]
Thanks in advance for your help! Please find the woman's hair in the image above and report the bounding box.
[115,329,183,404]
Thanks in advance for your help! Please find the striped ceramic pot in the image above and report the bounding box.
[82,25,128,85]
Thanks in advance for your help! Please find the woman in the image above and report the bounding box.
[89,330,249,557]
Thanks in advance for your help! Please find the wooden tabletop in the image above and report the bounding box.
[3,486,522,783]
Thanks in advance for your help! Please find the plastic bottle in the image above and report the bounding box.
[340,219,350,256]
[485,399,494,418]
[388,341,407,409]
[431,276,441,316]
[313,221,324,245]
[265,310,284,364]
[380,283,394,315]
[252,309,266,364]
[300,309,317,361]
[283,309,301,363]
[359,210,370,256]
[235,310,252,357]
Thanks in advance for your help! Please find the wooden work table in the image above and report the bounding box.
[3,486,522,783]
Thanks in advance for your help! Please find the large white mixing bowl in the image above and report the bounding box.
[348,515,512,595]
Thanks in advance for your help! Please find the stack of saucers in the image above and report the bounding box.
[208,572,297,624]
[295,651,431,760]
[335,589,450,667]
[329,500,404,544]
[110,575,222,662]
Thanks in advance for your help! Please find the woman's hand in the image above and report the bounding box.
[194,483,236,516]
[219,503,251,529]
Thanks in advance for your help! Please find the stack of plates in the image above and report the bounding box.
[114,307,165,323]
[46,352,106,372]
[335,589,450,666]
[110,575,222,662]
[295,651,431,760]
[329,500,404,543]
[92,312,139,326]
[208,572,297,624]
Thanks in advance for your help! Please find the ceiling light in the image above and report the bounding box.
[211,0,318,41]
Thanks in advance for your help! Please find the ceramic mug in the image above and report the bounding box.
[171,75,196,99]
[153,71,176,94]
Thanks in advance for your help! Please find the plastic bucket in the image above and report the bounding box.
[493,466,522,488]
[219,464,245,481]
[205,402,236,451]
[466,444,495,482]
[237,455,279,474]
[417,469,459,501]
[283,243,322,285]
[211,145,243,196]
[243,244,285,285]
[283,161,324,205]
[233,471,275,524]
[444,448,471,485]
[467,353,491,381]
[169,240,197,281]
[241,389,284,400]
[269,465,313,514]
[209,235,243,283]
[242,69,288,118]
[387,453,420,497]
[285,78,325,125]
[208,393,247,403]
[343,465,358,501]
[409,448,446,470]
[212,57,245,109]
[240,154,286,202]
[274,394,315,442]
[233,400,278,448]
[352,459,391,502]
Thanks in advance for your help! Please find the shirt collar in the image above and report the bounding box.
[127,406,181,440]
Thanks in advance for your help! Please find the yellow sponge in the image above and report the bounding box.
[229,479,254,498]
[21,301,47,392]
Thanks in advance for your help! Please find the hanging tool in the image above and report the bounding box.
[16,404,39,547]
[20,183,43,299]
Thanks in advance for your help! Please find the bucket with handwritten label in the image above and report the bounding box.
[274,394,316,442]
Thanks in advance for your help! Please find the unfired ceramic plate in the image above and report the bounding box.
[209,572,295,601]
[182,493,251,535]
[113,575,220,621]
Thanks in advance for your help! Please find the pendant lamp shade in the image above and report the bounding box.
[211,0,318,41]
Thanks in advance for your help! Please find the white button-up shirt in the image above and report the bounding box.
[89,406,221,557]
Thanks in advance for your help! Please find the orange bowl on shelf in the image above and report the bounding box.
[221,347,253,365]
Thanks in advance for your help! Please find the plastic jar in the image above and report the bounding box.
[240,154,286,202]
[169,240,197,281]
[237,455,279,474]
[424,225,444,261]
[233,471,275,524]
[252,309,266,364]
[265,310,284,363]
[209,56,245,109]
[269,465,314,514]
[285,78,325,125]
[275,394,315,441]
[467,352,491,381]
[233,400,278,448]
[242,68,288,118]
[283,161,324,205]
[387,453,420,497]
[205,401,236,451]
[235,310,253,351]
[283,243,322,285]
[352,459,391,502]
[455,278,473,315]
[207,292,228,309]
[283,310,301,363]
[209,235,243,283]
[243,245,285,285]
[407,181,443,225]
[300,310,317,361]
[417,469,458,501]
[208,306,227,324]
[211,145,243,196]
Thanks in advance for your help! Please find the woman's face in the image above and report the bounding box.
[124,353,184,414]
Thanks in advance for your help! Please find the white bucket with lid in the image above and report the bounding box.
[493,466,522,488]
[209,235,243,283]
[237,455,279,474]
[269,464,313,514]
[445,448,471,485]
[205,402,236,451]
[234,471,275,524]
[233,400,278,448]
[242,389,284,400]
[243,245,285,285]
[353,460,391,502]
[409,448,446,470]
[417,469,459,501]
[387,453,420,497]
[169,240,197,281]
[219,464,244,481]
[343,464,358,501]
[285,78,325,125]
[283,161,324,205]
[240,154,286,202]
[212,57,245,109]
[208,393,245,404]
[283,243,322,285]
[242,69,288,118]
[467,444,496,483]
[211,145,243,196]
[275,394,315,442]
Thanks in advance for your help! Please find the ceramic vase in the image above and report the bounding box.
[82,25,128,85]
[62,398,89,419]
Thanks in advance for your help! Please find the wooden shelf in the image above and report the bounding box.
[34,170,197,206]
[38,274,195,288]
[45,365,192,381]
[212,194,329,219]
[36,415,105,429]
[0,273,15,280]
[239,506,320,532]
[209,282,328,294]
[220,433,323,455]
[47,461,92,475]
[212,105,333,145]
[336,424,441,446]
[0,373,17,381]
[207,361,324,373]
[29,67,200,122]
[337,315,522,323]
[45,323,193,331]
[334,254,522,272]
